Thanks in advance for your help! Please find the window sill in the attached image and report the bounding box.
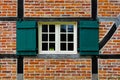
[28,53,91,59]
[39,51,78,54]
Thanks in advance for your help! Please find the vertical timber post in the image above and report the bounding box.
[91,0,98,79]
[17,0,24,80]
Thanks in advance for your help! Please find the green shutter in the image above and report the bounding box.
[78,20,99,55]
[17,21,37,56]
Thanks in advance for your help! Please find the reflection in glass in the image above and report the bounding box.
[61,34,66,41]
[61,43,66,50]
[49,25,55,32]
[61,25,66,32]
[42,25,48,32]
[49,34,55,41]
[49,43,55,51]
[68,25,73,32]
[42,34,48,41]
[42,43,48,50]
[68,43,73,51]
[68,34,73,41]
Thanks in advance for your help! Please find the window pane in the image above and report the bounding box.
[49,25,55,32]
[68,43,73,51]
[68,25,73,32]
[68,34,73,41]
[49,43,55,51]
[42,43,48,50]
[42,34,48,41]
[49,34,55,41]
[42,25,48,32]
[61,34,66,41]
[61,25,66,32]
[61,43,66,50]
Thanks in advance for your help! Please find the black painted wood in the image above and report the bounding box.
[92,56,98,74]
[92,0,97,20]
[17,56,23,73]
[0,17,17,21]
[0,54,17,58]
[0,17,92,21]
[18,0,23,19]
[99,23,117,50]
[98,55,120,59]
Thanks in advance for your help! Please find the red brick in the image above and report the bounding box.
[0,59,17,79]
[24,58,92,80]
[0,0,17,17]
[0,21,16,54]
[24,0,91,17]
[98,0,120,17]
[99,59,120,80]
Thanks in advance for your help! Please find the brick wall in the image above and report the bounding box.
[99,21,120,54]
[98,59,120,79]
[98,0,120,17]
[0,59,17,80]
[0,0,120,80]
[0,0,119,54]
[24,0,91,17]
[24,58,92,80]
[0,0,17,17]
[0,21,16,54]
[0,0,119,17]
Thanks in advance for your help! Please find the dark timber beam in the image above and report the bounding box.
[99,15,120,50]
[91,0,97,20]
[18,0,24,19]
[99,23,117,49]
[17,56,23,80]
[91,0,98,79]
[92,56,98,80]
[17,56,23,73]
[17,1,24,79]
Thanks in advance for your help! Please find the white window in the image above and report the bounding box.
[38,22,77,54]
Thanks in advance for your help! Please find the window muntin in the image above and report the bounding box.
[60,24,74,51]
[41,24,55,51]
[38,22,77,54]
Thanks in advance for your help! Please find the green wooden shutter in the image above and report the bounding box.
[78,20,99,55]
[16,21,37,56]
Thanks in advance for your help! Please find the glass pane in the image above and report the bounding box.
[61,34,66,41]
[49,34,55,41]
[68,43,73,51]
[68,25,73,32]
[42,25,48,32]
[49,25,55,32]
[61,25,66,32]
[68,34,73,41]
[61,43,66,50]
[42,34,48,41]
[49,43,55,51]
[42,43,48,50]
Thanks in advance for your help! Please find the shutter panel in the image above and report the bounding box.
[17,21,37,56]
[78,20,99,55]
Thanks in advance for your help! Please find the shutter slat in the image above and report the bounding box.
[78,20,99,55]
[17,21,37,56]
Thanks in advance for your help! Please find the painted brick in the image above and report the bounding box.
[99,21,120,54]
[0,0,17,17]
[0,58,17,80]
[24,0,91,17]
[0,21,16,54]
[98,0,120,17]
[98,59,120,80]
[24,58,92,80]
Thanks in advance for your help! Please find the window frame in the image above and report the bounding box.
[38,22,77,54]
